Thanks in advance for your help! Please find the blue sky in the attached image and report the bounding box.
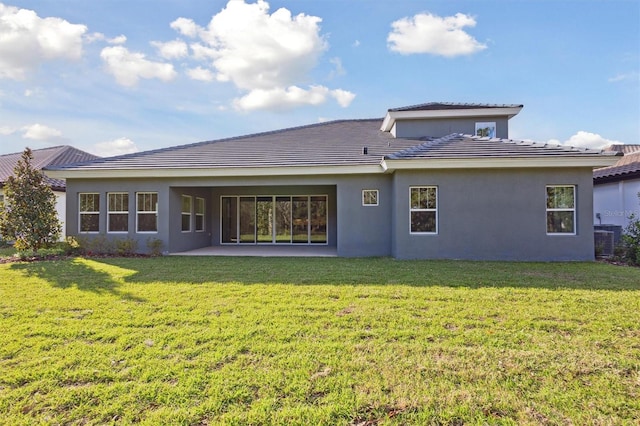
[0,0,638,157]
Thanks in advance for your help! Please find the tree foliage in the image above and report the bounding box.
[0,148,61,251]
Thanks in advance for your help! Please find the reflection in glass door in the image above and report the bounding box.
[221,196,238,243]
[239,197,256,243]
[292,196,308,244]
[221,195,327,245]
[275,197,292,243]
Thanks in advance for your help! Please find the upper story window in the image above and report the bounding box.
[79,193,100,233]
[195,197,205,232]
[362,189,379,206]
[410,186,437,234]
[137,192,158,233]
[108,192,129,233]
[546,185,575,234]
[475,122,496,138]
[181,195,192,232]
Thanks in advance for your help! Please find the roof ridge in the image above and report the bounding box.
[386,133,621,160]
[386,133,464,159]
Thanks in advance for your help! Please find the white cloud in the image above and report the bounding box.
[187,66,215,82]
[554,131,623,150]
[167,0,354,111]
[234,85,330,111]
[328,57,345,79]
[0,125,15,135]
[151,39,188,60]
[608,71,639,83]
[21,123,62,141]
[0,3,87,79]
[92,137,139,157]
[170,17,199,38]
[100,46,177,87]
[388,12,486,57]
[200,0,327,90]
[108,35,127,45]
[233,86,354,111]
[330,89,356,107]
[86,33,127,45]
[352,40,361,48]
[189,43,217,61]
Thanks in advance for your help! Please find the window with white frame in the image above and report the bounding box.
[410,186,437,233]
[546,185,575,234]
[475,122,496,138]
[108,192,128,233]
[181,195,192,232]
[362,189,379,206]
[79,193,100,233]
[137,192,158,233]
[195,197,205,232]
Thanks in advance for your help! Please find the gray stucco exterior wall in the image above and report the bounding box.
[335,175,392,257]
[66,178,171,254]
[65,166,595,260]
[391,168,595,261]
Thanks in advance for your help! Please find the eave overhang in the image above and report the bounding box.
[45,154,620,180]
[43,164,385,180]
[380,106,524,132]
[380,156,621,172]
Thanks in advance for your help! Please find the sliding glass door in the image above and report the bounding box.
[221,195,327,244]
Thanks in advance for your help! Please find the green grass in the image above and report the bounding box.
[1,257,639,425]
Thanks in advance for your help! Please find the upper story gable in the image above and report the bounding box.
[380,102,523,139]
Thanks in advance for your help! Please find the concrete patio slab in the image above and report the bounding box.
[171,245,338,257]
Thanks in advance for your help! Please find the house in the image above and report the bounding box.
[593,144,640,230]
[45,103,619,260]
[0,145,100,238]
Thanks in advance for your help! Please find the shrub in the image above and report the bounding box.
[622,213,640,266]
[147,238,163,256]
[621,193,640,266]
[116,238,138,256]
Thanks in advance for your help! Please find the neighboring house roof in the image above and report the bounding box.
[0,145,99,191]
[46,119,619,179]
[594,145,640,183]
[601,144,640,155]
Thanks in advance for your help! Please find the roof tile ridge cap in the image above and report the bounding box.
[386,133,463,158]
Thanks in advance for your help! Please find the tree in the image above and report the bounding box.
[0,148,61,252]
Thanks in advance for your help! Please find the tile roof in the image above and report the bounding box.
[46,120,618,174]
[47,119,417,170]
[602,144,640,155]
[0,146,99,190]
[385,133,617,160]
[388,102,524,112]
[594,147,640,182]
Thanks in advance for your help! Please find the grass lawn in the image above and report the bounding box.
[0,257,639,425]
